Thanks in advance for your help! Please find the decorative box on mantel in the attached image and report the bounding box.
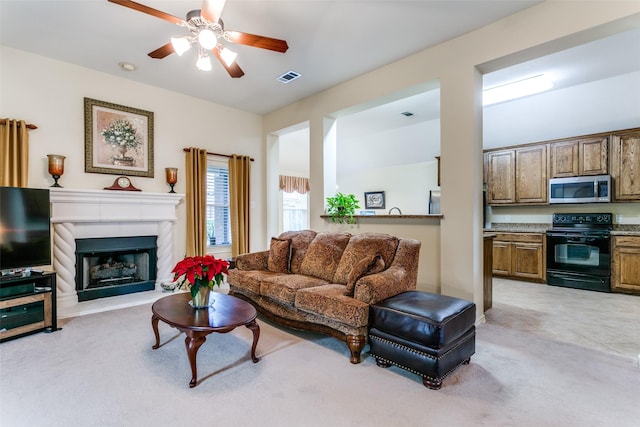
[49,188,183,316]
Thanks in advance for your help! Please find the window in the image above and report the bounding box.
[206,162,231,247]
[282,191,308,231]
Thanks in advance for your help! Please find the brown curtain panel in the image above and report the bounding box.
[229,155,251,257]
[279,175,310,194]
[0,119,30,187]
[185,148,208,256]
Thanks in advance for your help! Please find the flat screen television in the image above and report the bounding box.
[0,187,51,271]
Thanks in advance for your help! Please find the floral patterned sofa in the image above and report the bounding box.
[227,230,421,363]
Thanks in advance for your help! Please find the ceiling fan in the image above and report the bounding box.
[108,0,289,78]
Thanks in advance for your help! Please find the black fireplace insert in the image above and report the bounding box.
[75,236,157,301]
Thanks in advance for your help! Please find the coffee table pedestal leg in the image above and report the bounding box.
[185,333,207,388]
[246,320,260,363]
[151,314,161,349]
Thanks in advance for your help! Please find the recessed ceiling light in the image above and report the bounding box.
[118,62,137,72]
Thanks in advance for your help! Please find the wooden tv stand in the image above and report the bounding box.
[0,272,57,342]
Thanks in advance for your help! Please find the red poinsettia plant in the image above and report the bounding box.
[172,255,229,298]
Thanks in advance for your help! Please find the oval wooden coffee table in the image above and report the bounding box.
[151,292,260,388]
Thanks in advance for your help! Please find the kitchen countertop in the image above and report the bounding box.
[484,223,640,236]
[484,223,550,233]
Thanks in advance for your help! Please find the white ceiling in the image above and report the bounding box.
[2,1,639,177]
[1,0,542,115]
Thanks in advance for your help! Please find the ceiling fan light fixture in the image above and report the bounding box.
[198,28,218,50]
[219,46,238,66]
[196,54,212,71]
[171,37,192,56]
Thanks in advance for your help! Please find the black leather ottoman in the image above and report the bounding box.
[368,291,476,389]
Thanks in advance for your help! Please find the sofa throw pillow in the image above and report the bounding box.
[333,233,398,285]
[278,230,317,274]
[299,232,352,282]
[344,255,385,296]
[267,238,291,273]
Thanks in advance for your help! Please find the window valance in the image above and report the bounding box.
[279,175,310,194]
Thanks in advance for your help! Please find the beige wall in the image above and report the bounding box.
[0,47,265,264]
[263,2,640,314]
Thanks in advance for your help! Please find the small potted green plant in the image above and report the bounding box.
[326,192,360,224]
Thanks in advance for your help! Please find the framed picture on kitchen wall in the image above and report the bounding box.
[84,97,154,177]
[364,191,385,209]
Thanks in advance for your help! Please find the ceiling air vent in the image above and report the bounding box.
[401,111,414,117]
[277,71,301,84]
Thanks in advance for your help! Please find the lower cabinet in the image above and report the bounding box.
[611,236,640,294]
[492,233,546,282]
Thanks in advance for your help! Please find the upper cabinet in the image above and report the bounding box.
[485,145,547,205]
[485,150,515,204]
[485,127,640,206]
[611,132,640,201]
[549,137,608,178]
[515,145,548,204]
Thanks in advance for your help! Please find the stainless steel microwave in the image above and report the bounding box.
[549,175,611,204]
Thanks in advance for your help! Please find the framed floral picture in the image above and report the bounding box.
[84,97,154,177]
[364,191,385,209]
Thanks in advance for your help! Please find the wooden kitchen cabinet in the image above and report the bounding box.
[492,233,546,282]
[485,145,547,205]
[549,137,608,178]
[611,236,640,294]
[515,145,548,204]
[485,150,515,204]
[611,134,640,201]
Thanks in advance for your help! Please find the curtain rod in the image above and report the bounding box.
[183,148,254,162]
[0,119,38,130]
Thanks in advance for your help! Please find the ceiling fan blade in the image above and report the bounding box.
[148,42,175,59]
[225,31,289,53]
[201,0,226,23]
[212,49,245,78]
[108,0,184,26]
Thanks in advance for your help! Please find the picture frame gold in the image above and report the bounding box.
[84,97,154,177]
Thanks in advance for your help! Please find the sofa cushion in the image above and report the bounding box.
[278,230,318,274]
[344,254,385,297]
[261,274,329,305]
[227,269,285,295]
[333,233,399,285]
[267,237,291,273]
[299,232,352,282]
[295,284,370,328]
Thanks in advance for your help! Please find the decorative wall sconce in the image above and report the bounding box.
[165,167,178,193]
[47,154,66,187]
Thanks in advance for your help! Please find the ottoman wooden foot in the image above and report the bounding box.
[375,358,392,368]
[423,377,442,390]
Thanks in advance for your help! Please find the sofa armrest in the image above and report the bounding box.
[353,266,417,305]
[235,250,269,271]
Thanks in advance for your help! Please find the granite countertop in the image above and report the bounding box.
[484,223,551,233]
[484,223,640,236]
[610,225,640,236]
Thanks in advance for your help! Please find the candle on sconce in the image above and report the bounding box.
[165,167,178,193]
[47,154,66,187]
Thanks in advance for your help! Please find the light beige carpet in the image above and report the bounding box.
[1,284,639,427]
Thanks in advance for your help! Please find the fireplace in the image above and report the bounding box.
[75,236,157,301]
[49,188,183,318]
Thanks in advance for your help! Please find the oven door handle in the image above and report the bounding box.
[547,233,607,242]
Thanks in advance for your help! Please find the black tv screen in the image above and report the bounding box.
[0,187,51,271]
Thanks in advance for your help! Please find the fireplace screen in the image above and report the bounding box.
[75,236,157,301]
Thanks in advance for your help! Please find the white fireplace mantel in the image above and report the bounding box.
[49,188,183,316]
